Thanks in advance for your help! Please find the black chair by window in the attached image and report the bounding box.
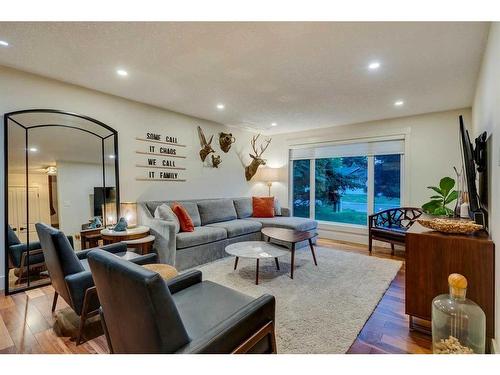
[7,224,74,281]
[35,223,157,344]
[87,249,277,354]
[368,207,423,255]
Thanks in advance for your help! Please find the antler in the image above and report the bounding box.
[250,134,260,156]
[197,126,207,146]
[258,137,271,157]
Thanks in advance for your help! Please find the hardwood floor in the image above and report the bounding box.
[0,239,432,354]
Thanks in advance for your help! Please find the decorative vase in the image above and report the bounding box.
[432,274,486,354]
[453,167,467,218]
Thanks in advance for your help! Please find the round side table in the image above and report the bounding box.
[100,225,154,255]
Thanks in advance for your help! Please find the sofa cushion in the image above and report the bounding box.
[233,198,253,219]
[176,226,227,250]
[197,199,237,225]
[172,280,253,339]
[248,216,317,232]
[206,219,262,238]
[145,201,201,227]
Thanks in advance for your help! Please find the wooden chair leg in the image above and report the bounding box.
[99,307,114,354]
[269,322,277,354]
[368,235,373,255]
[51,292,58,312]
[76,287,97,345]
[274,257,280,270]
[390,243,395,256]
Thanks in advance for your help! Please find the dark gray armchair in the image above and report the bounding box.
[87,249,277,354]
[7,224,74,279]
[35,223,157,344]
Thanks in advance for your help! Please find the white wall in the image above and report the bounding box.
[56,161,103,241]
[0,65,284,289]
[472,22,500,351]
[271,108,469,243]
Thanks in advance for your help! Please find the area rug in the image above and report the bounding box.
[194,246,402,353]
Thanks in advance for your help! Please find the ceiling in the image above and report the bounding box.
[0,22,490,134]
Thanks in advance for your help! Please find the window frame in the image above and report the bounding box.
[289,143,406,228]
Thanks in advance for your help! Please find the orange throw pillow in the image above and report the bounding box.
[171,202,194,232]
[252,197,275,218]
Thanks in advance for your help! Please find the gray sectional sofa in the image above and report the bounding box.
[138,197,317,271]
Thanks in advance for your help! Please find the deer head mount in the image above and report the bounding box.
[245,134,272,181]
[197,126,215,162]
[211,154,222,168]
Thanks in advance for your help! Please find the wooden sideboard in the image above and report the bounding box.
[405,222,495,341]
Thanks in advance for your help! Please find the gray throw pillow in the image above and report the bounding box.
[154,204,180,233]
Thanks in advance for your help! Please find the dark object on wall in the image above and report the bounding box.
[459,115,488,226]
[197,126,215,162]
[245,134,272,181]
[219,132,236,153]
[405,224,495,351]
[87,249,277,354]
[211,154,222,168]
[368,207,423,255]
[94,187,116,217]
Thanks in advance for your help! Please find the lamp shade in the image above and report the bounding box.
[257,167,281,182]
[102,202,118,227]
[120,202,137,227]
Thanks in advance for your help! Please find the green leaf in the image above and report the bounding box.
[434,206,448,216]
[439,177,455,197]
[427,186,444,196]
[444,190,458,205]
[422,200,442,214]
[430,195,443,199]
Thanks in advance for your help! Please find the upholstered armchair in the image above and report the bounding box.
[88,249,277,354]
[368,207,423,255]
[7,224,74,279]
[35,223,157,344]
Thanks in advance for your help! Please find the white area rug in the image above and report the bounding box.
[195,246,402,353]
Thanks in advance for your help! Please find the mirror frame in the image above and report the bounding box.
[3,109,120,294]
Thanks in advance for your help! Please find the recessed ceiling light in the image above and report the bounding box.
[0,40,9,47]
[108,155,115,159]
[394,100,404,107]
[29,147,38,152]
[216,103,225,110]
[116,69,128,77]
[271,122,278,127]
[368,61,381,70]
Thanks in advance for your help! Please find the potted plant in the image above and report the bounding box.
[422,177,458,216]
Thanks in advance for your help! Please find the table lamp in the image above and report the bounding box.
[258,167,281,196]
[102,203,117,227]
[120,202,138,228]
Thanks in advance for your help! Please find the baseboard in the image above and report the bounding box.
[318,227,401,250]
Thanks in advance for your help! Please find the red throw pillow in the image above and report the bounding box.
[252,197,275,218]
[171,202,194,232]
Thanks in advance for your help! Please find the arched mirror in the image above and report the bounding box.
[4,109,120,294]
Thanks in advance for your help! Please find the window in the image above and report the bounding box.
[292,159,310,218]
[290,139,404,226]
[374,154,401,213]
[315,157,368,225]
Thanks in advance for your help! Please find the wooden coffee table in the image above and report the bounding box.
[261,227,318,279]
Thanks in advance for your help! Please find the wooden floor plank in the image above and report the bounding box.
[0,239,432,354]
